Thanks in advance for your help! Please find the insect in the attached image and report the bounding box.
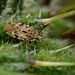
[4,23,43,45]
[4,22,49,46]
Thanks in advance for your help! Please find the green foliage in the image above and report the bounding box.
[0,0,75,75]
[0,21,75,74]
[0,70,34,75]
[16,17,40,26]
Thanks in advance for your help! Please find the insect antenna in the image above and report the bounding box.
[42,33,53,39]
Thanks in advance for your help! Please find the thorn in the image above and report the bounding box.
[39,9,41,18]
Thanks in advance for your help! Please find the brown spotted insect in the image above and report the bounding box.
[4,23,46,45]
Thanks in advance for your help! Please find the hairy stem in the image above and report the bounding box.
[41,10,75,26]
[33,60,75,67]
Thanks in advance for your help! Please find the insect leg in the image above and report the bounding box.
[41,40,48,45]
[29,41,31,48]
[34,41,37,45]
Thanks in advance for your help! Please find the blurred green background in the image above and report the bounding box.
[0,0,75,75]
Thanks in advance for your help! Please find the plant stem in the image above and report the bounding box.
[41,10,75,26]
[59,4,75,14]
[64,27,75,35]
[33,60,75,67]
